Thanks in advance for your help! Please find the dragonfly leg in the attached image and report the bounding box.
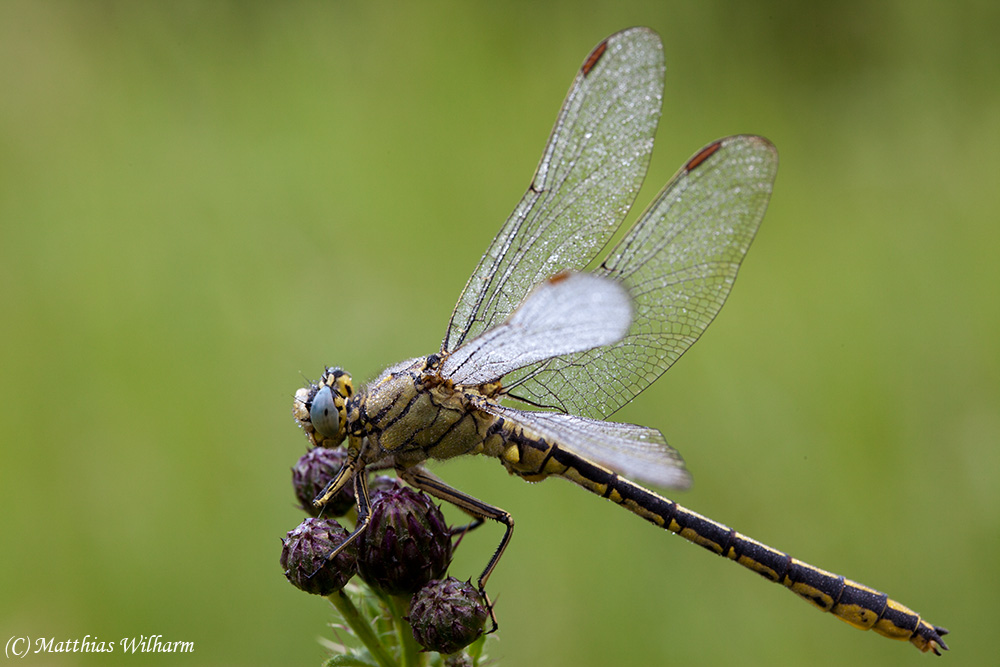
[312,445,363,508]
[308,468,373,578]
[400,465,513,633]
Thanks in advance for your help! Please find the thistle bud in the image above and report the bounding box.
[357,481,452,596]
[281,517,358,595]
[409,577,488,654]
[368,475,402,498]
[291,447,354,517]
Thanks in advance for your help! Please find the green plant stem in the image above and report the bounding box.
[385,594,423,667]
[328,590,398,667]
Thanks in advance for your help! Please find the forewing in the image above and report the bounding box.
[507,136,779,419]
[440,272,631,386]
[483,403,691,490]
[443,28,664,352]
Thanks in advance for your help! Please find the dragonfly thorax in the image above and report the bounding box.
[349,355,499,467]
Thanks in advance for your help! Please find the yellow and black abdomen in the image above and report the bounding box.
[572,455,948,654]
[492,421,948,655]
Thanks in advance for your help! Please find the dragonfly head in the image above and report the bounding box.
[293,367,353,448]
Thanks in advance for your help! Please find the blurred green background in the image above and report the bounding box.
[2,1,997,665]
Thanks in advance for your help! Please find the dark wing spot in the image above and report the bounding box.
[547,270,572,284]
[581,39,608,76]
[686,140,723,172]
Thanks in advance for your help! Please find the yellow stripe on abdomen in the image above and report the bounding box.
[543,445,948,654]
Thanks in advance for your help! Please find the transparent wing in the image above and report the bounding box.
[506,135,779,419]
[440,272,631,386]
[482,402,691,490]
[443,28,665,353]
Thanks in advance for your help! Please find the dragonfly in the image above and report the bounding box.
[293,27,948,655]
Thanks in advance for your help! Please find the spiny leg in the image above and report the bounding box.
[400,465,514,632]
[308,466,373,578]
[313,448,363,508]
[414,468,488,540]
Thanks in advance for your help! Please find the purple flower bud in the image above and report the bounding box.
[281,517,357,595]
[410,577,488,654]
[357,481,452,596]
[292,447,354,517]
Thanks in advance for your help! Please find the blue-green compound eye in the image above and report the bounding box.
[309,385,343,440]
